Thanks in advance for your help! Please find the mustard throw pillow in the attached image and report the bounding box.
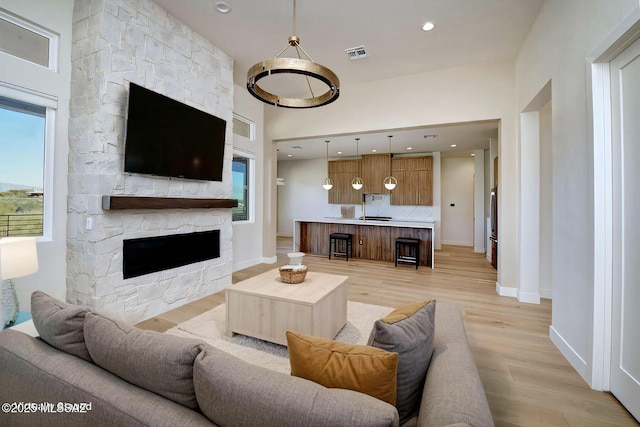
[286,331,399,406]
[368,299,436,423]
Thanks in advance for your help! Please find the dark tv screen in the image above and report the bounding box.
[124,83,226,181]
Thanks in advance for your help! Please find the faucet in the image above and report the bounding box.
[362,194,366,221]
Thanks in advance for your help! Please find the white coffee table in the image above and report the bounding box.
[225,268,348,346]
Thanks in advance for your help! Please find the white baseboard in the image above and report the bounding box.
[441,240,473,246]
[496,281,517,297]
[516,289,541,304]
[550,325,588,382]
[539,288,553,299]
[233,256,278,272]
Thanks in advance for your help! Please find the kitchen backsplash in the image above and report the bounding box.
[324,194,435,222]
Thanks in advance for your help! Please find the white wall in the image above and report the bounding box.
[277,159,329,236]
[0,0,74,310]
[515,0,639,385]
[232,83,269,270]
[441,157,474,246]
[266,60,517,286]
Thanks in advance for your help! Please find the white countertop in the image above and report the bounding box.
[295,218,435,229]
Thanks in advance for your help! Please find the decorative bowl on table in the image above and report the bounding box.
[279,264,308,284]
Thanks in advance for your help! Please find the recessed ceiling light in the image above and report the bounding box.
[287,154,293,157]
[422,22,435,32]
[337,151,342,155]
[406,147,413,151]
[471,153,475,157]
[451,144,457,147]
[215,1,231,13]
[372,149,377,153]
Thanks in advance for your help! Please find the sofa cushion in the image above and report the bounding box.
[194,344,399,427]
[84,312,204,409]
[368,300,436,423]
[286,331,399,406]
[31,291,93,362]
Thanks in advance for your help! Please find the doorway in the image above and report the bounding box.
[441,156,474,246]
[591,17,640,421]
[608,36,640,422]
[519,81,553,304]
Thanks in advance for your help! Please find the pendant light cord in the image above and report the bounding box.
[293,0,296,35]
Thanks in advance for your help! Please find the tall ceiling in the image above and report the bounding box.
[153,0,544,159]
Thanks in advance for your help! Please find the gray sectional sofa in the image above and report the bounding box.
[0,292,493,427]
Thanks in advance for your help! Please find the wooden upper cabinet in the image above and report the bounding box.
[361,153,391,194]
[328,160,362,204]
[390,156,433,206]
[413,156,433,171]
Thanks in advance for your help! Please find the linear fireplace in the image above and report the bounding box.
[123,230,220,279]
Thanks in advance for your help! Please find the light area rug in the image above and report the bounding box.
[166,301,393,374]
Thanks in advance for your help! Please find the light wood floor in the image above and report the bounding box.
[137,237,637,427]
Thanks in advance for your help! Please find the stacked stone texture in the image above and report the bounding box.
[68,0,234,322]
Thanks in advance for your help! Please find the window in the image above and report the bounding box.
[0,10,58,70]
[232,156,249,222]
[232,114,254,140]
[0,96,46,237]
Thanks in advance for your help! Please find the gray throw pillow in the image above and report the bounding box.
[367,299,436,424]
[31,291,93,362]
[84,312,204,409]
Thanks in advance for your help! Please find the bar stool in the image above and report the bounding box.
[395,238,420,269]
[329,233,353,261]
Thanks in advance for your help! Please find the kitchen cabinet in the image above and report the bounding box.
[390,156,433,206]
[327,160,361,204]
[361,153,391,194]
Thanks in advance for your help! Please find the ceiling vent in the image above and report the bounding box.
[344,45,368,60]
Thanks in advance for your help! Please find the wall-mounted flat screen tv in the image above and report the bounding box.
[124,83,226,181]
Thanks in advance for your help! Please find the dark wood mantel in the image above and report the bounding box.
[102,196,238,210]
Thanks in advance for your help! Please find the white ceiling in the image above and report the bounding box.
[277,120,499,161]
[153,0,543,160]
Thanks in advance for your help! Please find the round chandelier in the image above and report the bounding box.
[246,0,340,109]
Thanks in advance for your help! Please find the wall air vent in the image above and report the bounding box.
[344,45,368,60]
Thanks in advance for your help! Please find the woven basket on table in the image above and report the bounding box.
[279,266,308,284]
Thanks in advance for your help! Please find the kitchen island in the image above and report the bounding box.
[293,218,435,268]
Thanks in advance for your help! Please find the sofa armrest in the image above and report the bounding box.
[415,304,493,427]
[0,330,213,427]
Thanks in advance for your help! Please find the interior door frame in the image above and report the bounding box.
[589,8,640,391]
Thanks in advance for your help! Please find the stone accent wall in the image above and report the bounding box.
[67,0,234,323]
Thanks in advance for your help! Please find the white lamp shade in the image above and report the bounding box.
[351,177,363,190]
[0,237,39,280]
[322,177,333,190]
[384,176,397,191]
